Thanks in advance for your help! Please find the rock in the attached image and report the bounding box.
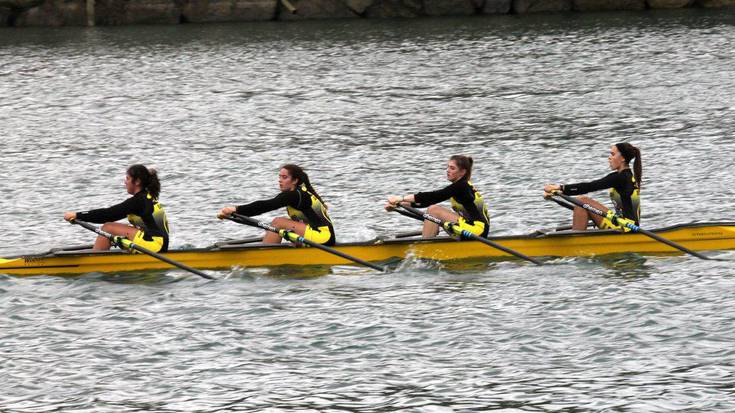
[363,0,422,17]
[181,0,277,23]
[647,0,691,8]
[0,0,42,7]
[424,0,476,15]
[482,0,512,13]
[0,6,10,26]
[13,0,86,26]
[513,0,571,12]
[278,0,360,19]
[344,0,373,14]
[95,0,180,25]
[696,0,735,6]
[573,0,645,10]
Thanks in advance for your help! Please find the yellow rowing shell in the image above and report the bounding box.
[1,222,734,276]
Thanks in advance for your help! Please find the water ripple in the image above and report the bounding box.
[2,10,735,412]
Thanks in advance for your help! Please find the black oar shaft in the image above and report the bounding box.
[72,220,215,279]
[227,214,385,272]
[551,192,711,260]
[396,205,543,265]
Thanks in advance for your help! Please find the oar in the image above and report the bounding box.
[394,204,543,265]
[71,219,215,279]
[212,236,264,248]
[225,213,385,272]
[549,195,575,211]
[550,192,713,260]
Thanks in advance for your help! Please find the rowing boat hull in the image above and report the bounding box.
[1,222,734,276]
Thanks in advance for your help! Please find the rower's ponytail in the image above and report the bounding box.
[449,155,474,180]
[615,143,642,189]
[632,146,642,189]
[127,164,161,199]
[282,164,326,208]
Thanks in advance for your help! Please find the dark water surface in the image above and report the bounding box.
[2,10,735,412]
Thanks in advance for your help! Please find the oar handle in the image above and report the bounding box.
[226,214,278,233]
[227,213,385,272]
[71,219,215,279]
[393,207,424,223]
[394,205,542,265]
[400,205,444,226]
[547,195,575,211]
[550,192,712,260]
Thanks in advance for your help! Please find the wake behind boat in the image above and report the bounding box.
[1,221,734,276]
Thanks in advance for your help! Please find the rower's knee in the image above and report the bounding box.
[271,217,289,228]
[100,222,114,232]
[427,205,443,215]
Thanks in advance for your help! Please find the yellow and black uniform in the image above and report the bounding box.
[412,177,490,237]
[235,185,336,246]
[76,191,170,252]
[561,168,641,230]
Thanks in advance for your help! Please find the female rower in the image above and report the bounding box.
[63,164,169,252]
[385,155,489,239]
[218,164,335,246]
[543,142,641,231]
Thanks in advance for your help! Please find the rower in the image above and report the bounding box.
[63,164,170,252]
[385,155,490,239]
[218,164,336,246]
[543,142,642,231]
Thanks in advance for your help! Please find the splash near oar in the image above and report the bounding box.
[225,213,385,272]
[395,204,543,265]
[71,220,215,279]
[550,191,713,260]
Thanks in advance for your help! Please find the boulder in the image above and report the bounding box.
[95,0,180,25]
[278,0,360,19]
[647,0,691,7]
[14,0,86,26]
[0,0,42,7]
[573,0,645,10]
[696,0,735,6]
[482,0,512,13]
[513,0,571,12]
[424,0,476,15]
[0,6,10,26]
[363,0,422,17]
[344,0,373,13]
[181,0,277,22]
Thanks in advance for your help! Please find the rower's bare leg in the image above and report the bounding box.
[265,217,307,244]
[423,205,460,238]
[95,223,139,250]
[572,196,607,230]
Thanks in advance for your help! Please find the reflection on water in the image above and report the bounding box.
[595,253,654,279]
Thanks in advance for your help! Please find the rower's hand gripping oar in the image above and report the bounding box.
[224,213,385,272]
[70,219,215,280]
[549,191,713,261]
[393,204,543,265]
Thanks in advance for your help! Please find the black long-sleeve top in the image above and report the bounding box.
[562,169,641,224]
[235,187,334,231]
[76,191,169,250]
[413,178,489,225]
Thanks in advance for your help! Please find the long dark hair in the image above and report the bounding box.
[615,143,642,188]
[449,155,474,180]
[281,164,326,207]
[127,164,161,199]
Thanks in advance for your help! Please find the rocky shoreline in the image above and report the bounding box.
[1,0,733,27]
